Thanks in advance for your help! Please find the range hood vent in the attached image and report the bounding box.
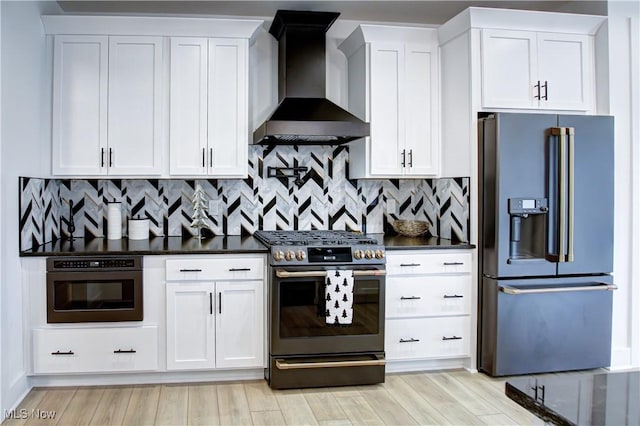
[253,10,370,145]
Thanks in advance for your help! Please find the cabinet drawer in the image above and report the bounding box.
[166,256,264,281]
[33,326,158,374]
[386,275,471,318]
[386,252,472,275]
[385,317,470,360]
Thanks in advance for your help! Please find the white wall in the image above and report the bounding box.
[0,0,61,418]
[608,0,640,369]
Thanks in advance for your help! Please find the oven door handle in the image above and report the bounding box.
[275,270,386,278]
[275,358,386,370]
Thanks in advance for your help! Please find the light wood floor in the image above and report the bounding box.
[2,370,545,426]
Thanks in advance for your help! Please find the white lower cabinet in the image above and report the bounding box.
[32,326,158,374]
[385,250,472,366]
[165,256,265,371]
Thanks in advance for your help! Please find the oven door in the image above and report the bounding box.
[271,266,385,356]
[47,270,143,323]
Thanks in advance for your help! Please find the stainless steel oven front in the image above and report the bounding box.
[46,256,143,323]
[268,265,386,389]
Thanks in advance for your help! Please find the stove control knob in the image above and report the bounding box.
[285,250,295,261]
[375,249,385,259]
[296,250,306,261]
[354,249,364,260]
[364,249,374,259]
[273,250,284,261]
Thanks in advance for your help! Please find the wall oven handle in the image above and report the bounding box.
[499,283,617,295]
[179,268,202,273]
[275,358,385,370]
[114,349,136,354]
[275,270,386,278]
[51,350,74,355]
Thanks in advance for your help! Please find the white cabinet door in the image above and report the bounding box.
[170,37,208,175]
[369,42,404,176]
[404,44,439,176]
[208,39,248,177]
[108,36,163,175]
[215,280,264,368]
[166,282,215,370]
[537,33,591,111]
[169,38,248,177]
[52,35,108,175]
[481,29,538,109]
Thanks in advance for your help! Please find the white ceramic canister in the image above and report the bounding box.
[107,202,123,240]
[128,217,150,240]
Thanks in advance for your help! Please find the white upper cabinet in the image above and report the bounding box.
[339,25,440,179]
[43,15,262,178]
[52,35,163,176]
[481,29,592,111]
[170,37,248,177]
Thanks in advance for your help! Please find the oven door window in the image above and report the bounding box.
[52,279,136,311]
[279,277,380,337]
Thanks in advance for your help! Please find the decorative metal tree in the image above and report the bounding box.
[190,183,210,239]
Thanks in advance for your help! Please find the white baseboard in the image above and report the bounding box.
[29,368,264,388]
[1,373,30,423]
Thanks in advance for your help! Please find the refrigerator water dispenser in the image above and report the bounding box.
[507,197,548,262]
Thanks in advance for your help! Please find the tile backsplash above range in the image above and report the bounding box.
[19,145,469,251]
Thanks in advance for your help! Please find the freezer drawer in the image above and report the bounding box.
[480,275,615,376]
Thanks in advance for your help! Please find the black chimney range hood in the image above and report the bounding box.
[253,10,370,145]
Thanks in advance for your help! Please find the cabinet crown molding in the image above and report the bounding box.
[339,24,438,58]
[41,15,264,41]
[438,7,606,44]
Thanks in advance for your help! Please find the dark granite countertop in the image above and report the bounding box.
[506,370,639,425]
[379,234,475,250]
[20,233,474,257]
[20,236,268,257]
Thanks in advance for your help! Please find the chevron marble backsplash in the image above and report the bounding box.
[19,145,469,251]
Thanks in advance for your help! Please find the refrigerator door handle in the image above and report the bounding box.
[567,127,575,262]
[549,127,572,263]
[499,283,617,295]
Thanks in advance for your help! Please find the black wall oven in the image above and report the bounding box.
[46,256,143,323]
[268,265,386,389]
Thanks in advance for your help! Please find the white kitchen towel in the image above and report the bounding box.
[325,270,354,325]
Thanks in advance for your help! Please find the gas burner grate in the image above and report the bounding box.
[253,230,378,247]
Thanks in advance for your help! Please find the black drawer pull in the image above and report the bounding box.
[114,349,136,354]
[442,336,463,341]
[400,296,421,300]
[179,268,202,272]
[443,294,464,299]
[400,263,421,267]
[51,350,74,355]
[443,262,464,266]
[229,268,251,272]
[399,338,420,343]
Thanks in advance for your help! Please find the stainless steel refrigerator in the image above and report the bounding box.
[478,113,616,376]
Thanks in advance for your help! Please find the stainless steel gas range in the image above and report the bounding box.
[253,230,386,389]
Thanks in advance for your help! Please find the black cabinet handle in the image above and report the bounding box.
[541,80,548,100]
[443,294,464,299]
[408,149,413,167]
[534,80,541,100]
[218,292,222,314]
[202,148,206,167]
[51,350,74,355]
[399,338,420,343]
[101,148,105,167]
[229,268,251,272]
[400,296,421,300]
[442,336,463,341]
[179,268,202,272]
[209,148,213,167]
[400,263,421,267]
[109,148,113,167]
[401,149,406,167]
[114,349,136,354]
[209,292,213,315]
[443,262,464,266]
